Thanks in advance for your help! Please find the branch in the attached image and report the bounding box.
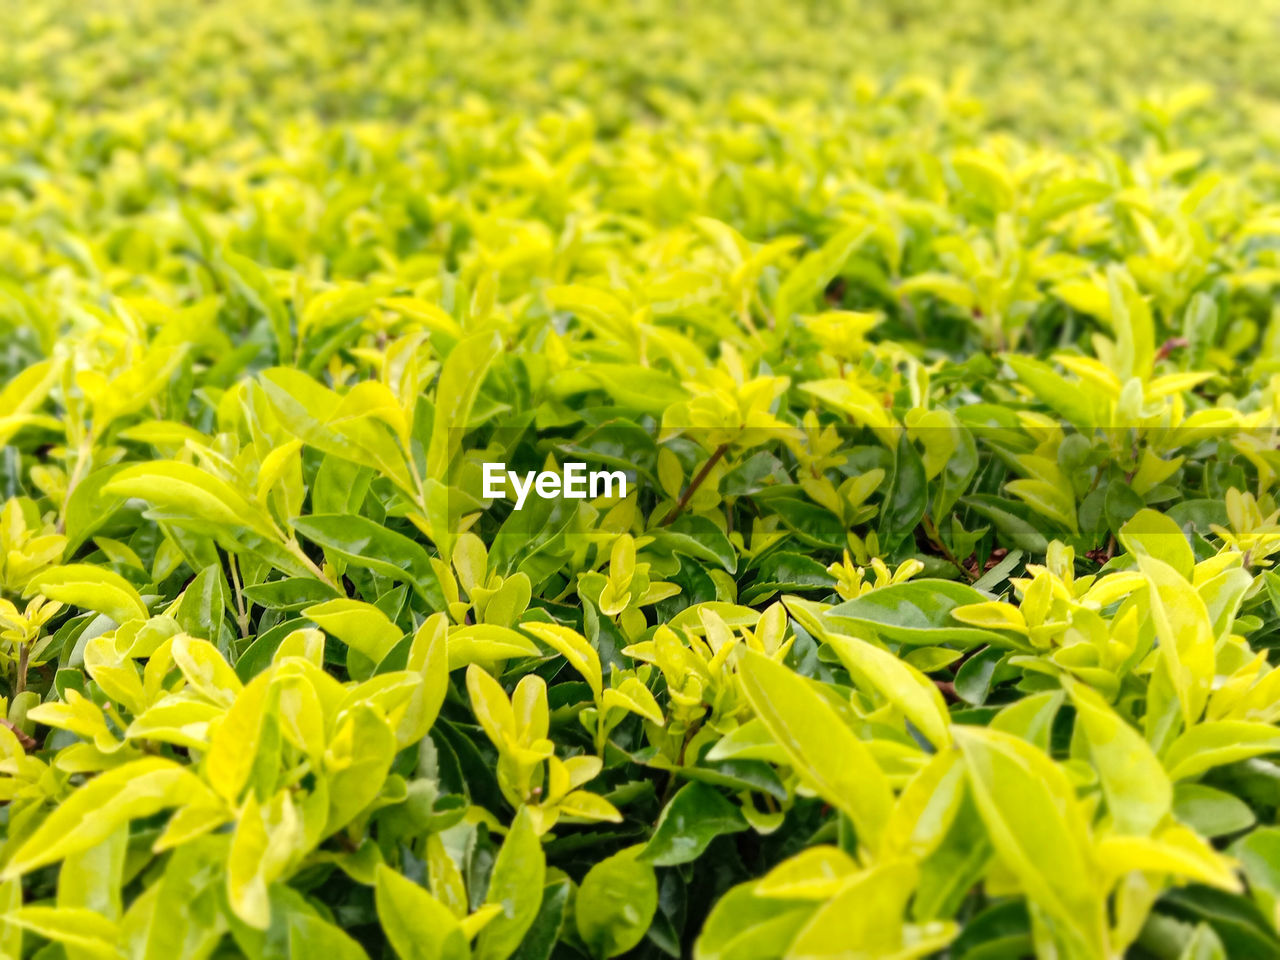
[660,443,729,526]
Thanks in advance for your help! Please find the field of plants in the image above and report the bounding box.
[4,0,1280,957]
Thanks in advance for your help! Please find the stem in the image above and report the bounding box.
[56,434,94,533]
[736,296,760,338]
[179,248,226,295]
[287,538,338,589]
[0,719,35,751]
[659,723,699,806]
[404,438,427,512]
[751,288,780,332]
[922,514,974,582]
[1155,336,1188,363]
[661,443,729,526]
[228,553,250,640]
[16,641,29,695]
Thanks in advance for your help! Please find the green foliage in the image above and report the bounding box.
[4,0,1280,958]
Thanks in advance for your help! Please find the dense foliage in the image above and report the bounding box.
[4,0,1280,957]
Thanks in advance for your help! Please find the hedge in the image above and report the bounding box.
[2,1,1280,958]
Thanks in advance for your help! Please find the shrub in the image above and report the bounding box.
[2,1,1280,959]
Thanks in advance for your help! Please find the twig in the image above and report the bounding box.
[922,514,974,582]
[228,553,250,640]
[1155,337,1188,363]
[15,642,28,695]
[1,718,36,751]
[56,435,93,534]
[660,443,729,526]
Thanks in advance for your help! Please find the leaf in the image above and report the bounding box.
[575,845,659,960]
[427,330,502,481]
[884,749,966,861]
[1173,784,1256,838]
[824,631,952,749]
[381,297,465,339]
[953,646,1008,705]
[57,824,127,920]
[798,380,898,448]
[1179,924,1228,960]
[223,250,293,359]
[510,878,571,960]
[0,879,19,960]
[87,345,186,429]
[293,514,445,609]
[172,634,243,707]
[960,495,1050,554]
[135,834,230,960]
[1104,478,1146,538]
[227,789,305,929]
[1003,355,1100,430]
[639,782,748,866]
[737,648,892,853]
[24,563,147,624]
[1095,825,1239,890]
[650,515,738,574]
[288,911,372,960]
[476,807,546,960]
[694,884,814,960]
[174,564,229,644]
[299,283,391,340]
[260,368,415,496]
[1119,508,1195,580]
[303,598,404,663]
[2,758,199,879]
[947,900,1030,960]
[1108,264,1155,382]
[6,907,119,960]
[206,672,271,802]
[954,726,1106,954]
[242,577,341,610]
[1183,293,1219,369]
[545,285,629,331]
[933,421,980,521]
[1029,177,1112,223]
[556,363,687,413]
[375,864,468,960]
[989,690,1061,751]
[325,705,397,834]
[602,676,664,726]
[1137,553,1216,728]
[878,432,928,551]
[450,624,542,670]
[103,461,273,538]
[520,621,603,701]
[1163,721,1280,781]
[394,614,451,747]
[1158,886,1280,958]
[755,847,858,900]
[63,464,129,554]
[774,225,867,329]
[784,860,955,960]
[826,580,1010,648]
[1004,477,1077,533]
[1231,827,1280,924]
[1066,679,1171,836]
